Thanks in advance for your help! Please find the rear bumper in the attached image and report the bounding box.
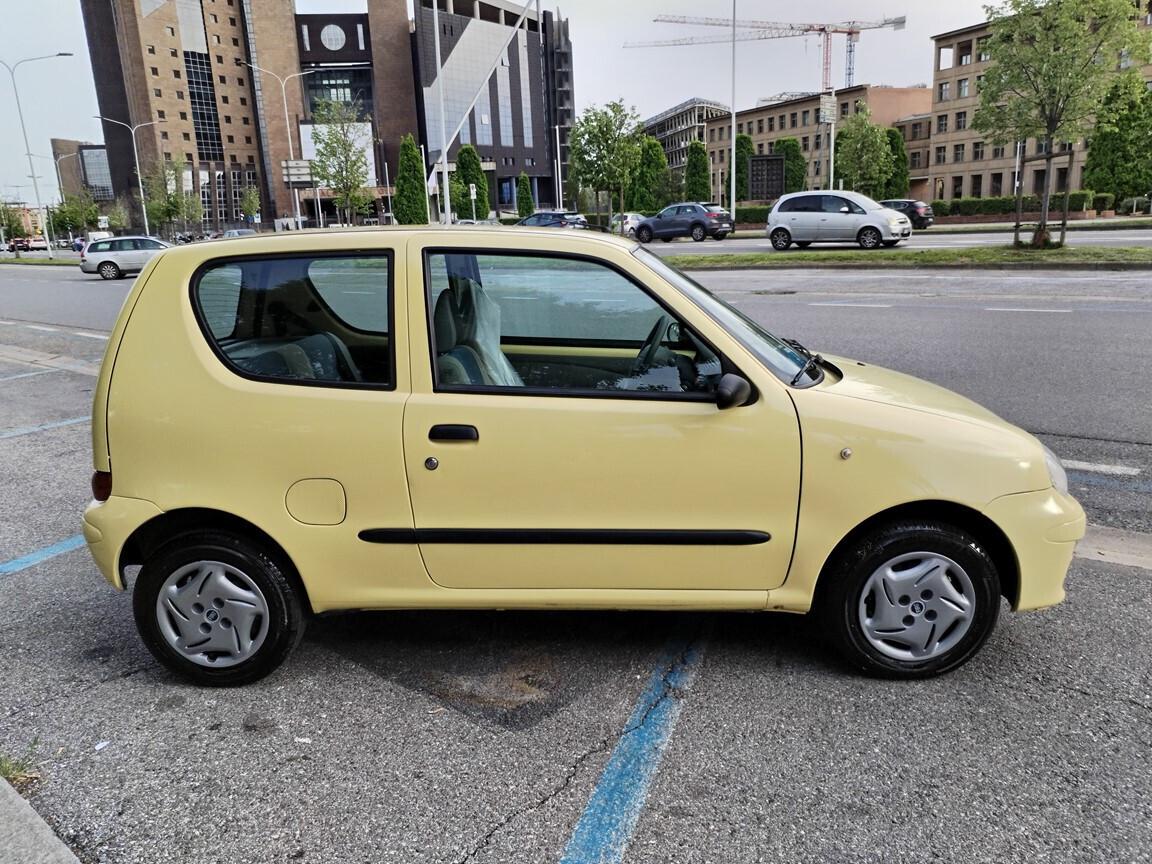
[83,495,164,589]
[982,487,1086,611]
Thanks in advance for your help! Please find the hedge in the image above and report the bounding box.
[1092,193,1115,212]
[1119,196,1150,215]
[930,192,1095,217]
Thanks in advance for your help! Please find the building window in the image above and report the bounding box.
[953,143,966,162]
[911,121,923,139]
[239,97,247,106]
[214,34,221,45]
[166,26,175,36]
[768,117,774,132]
[232,38,239,47]
[958,42,972,65]
[147,45,155,54]
[972,141,985,160]
[938,81,951,102]
[708,128,714,141]
[157,110,166,119]
[992,144,1005,159]
[174,70,182,79]
[153,88,162,97]
[952,176,963,198]
[180,111,188,121]
[971,175,983,198]
[802,109,809,126]
[955,111,967,131]
[854,100,864,113]
[176,90,185,100]
[216,55,224,64]
[242,117,249,125]
[245,136,252,144]
[990,172,1003,196]
[184,132,192,141]
[151,66,159,76]
[226,134,234,143]
[757,143,763,154]
[1056,166,1069,192]
[937,114,948,133]
[757,118,763,134]
[229,16,236,25]
[812,160,820,176]
[938,46,954,70]
[958,78,969,98]
[802,136,809,151]
[790,112,797,128]
[1036,139,1051,155]
[840,102,849,117]
[221,95,229,104]
[1032,169,1046,195]
[910,151,923,169]
[935,146,947,164]
[977,39,990,62]
[163,152,171,160]
[237,78,244,86]
[737,122,743,134]
[170,48,178,58]
[210,13,218,22]
[814,134,822,151]
[161,131,169,140]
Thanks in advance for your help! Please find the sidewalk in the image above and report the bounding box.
[0,781,79,864]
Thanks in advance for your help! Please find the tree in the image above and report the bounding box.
[882,128,910,200]
[1084,77,1152,205]
[516,171,535,217]
[177,192,204,234]
[568,99,642,223]
[655,167,682,209]
[832,107,895,199]
[143,161,184,236]
[734,133,755,202]
[240,187,261,224]
[774,137,806,194]
[105,198,131,232]
[51,189,99,237]
[683,140,710,202]
[1,203,28,248]
[455,144,490,220]
[449,172,471,221]
[626,136,668,213]
[973,0,1151,246]
[310,98,373,225]
[394,133,428,225]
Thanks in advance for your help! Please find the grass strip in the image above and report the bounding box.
[669,245,1152,270]
[0,256,80,266]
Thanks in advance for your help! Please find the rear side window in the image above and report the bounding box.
[192,253,393,387]
[90,241,112,253]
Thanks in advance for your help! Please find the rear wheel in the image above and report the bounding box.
[97,261,121,280]
[690,224,706,242]
[769,228,792,251]
[636,226,652,243]
[711,233,727,241]
[858,227,882,249]
[133,531,306,686]
[818,521,1000,679]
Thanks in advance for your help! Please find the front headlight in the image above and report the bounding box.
[1043,445,1068,494]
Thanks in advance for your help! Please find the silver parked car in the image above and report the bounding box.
[767,191,911,251]
[80,236,170,279]
[609,212,644,236]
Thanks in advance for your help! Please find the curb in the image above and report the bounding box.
[674,262,1152,272]
[0,780,79,864]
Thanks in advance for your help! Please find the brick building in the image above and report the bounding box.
[79,0,573,231]
[704,86,931,201]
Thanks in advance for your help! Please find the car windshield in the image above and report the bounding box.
[856,194,885,211]
[632,248,809,383]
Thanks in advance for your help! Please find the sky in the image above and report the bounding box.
[1,0,992,203]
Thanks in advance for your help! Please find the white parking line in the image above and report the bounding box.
[984,307,1071,313]
[25,325,59,332]
[1064,460,1142,477]
[72,332,109,340]
[808,302,893,308]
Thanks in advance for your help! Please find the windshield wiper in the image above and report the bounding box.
[785,338,823,386]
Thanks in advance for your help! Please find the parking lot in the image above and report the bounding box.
[1,263,1150,863]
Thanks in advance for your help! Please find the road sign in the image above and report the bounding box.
[97,216,109,229]
[281,160,314,186]
[469,183,477,200]
[819,94,837,124]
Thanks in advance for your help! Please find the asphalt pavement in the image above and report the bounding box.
[0,264,1149,863]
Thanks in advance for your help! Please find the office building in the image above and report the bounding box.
[79,0,573,230]
[704,86,931,201]
[50,139,114,202]
[643,98,729,175]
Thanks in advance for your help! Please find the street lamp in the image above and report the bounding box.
[244,62,316,229]
[1,52,73,259]
[95,115,165,236]
[34,152,81,244]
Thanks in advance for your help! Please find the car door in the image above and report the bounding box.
[782,195,819,241]
[817,195,855,241]
[651,205,679,238]
[400,235,802,593]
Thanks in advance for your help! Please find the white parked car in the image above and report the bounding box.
[609,212,644,236]
[767,191,912,250]
[80,236,170,280]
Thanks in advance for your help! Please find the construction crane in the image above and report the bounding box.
[627,15,907,90]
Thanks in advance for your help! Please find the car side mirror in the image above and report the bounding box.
[839,206,851,213]
[716,373,752,410]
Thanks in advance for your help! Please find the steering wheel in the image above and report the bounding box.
[631,314,672,376]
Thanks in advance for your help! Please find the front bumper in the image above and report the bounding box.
[83,495,164,589]
[982,487,1086,611]
[888,225,913,238]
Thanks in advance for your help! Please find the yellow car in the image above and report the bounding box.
[83,228,1085,685]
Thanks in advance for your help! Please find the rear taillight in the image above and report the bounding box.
[91,471,112,502]
[916,207,926,215]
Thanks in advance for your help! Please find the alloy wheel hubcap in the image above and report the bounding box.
[858,552,975,662]
[155,561,270,668]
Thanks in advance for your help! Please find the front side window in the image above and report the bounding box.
[192,254,393,386]
[424,252,724,397]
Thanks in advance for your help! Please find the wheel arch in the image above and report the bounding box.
[812,500,1019,609]
[120,508,313,613]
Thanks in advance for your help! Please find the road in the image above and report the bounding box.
[1,264,1149,864]
[648,227,1152,255]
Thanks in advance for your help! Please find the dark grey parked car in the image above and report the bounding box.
[635,203,733,243]
[880,199,935,229]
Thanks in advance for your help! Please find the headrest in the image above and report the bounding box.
[433,290,458,351]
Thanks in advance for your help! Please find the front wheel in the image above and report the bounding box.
[769,228,792,251]
[636,226,652,243]
[690,224,706,242]
[795,241,812,249]
[818,521,1000,679]
[133,531,306,686]
[97,261,121,280]
[858,227,882,249]
[882,240,900,248]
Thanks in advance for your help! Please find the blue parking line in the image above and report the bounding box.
[0,534,86,576]
[559,634,705,864]
[0,416,89,440]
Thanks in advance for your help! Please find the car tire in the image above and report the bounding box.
[133,530,306,686]
[660,237,672,243]
[769,229,792,251]
[795,241,812,249]
[858,227,883,249]
[818,520,1001,679]
[636,226,652,243]
[711,233,727,241]
[690,224,706,242]
[97,261,121,280]
[882,240,900,247]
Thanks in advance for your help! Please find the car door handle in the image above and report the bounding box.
[429,424,479,441]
